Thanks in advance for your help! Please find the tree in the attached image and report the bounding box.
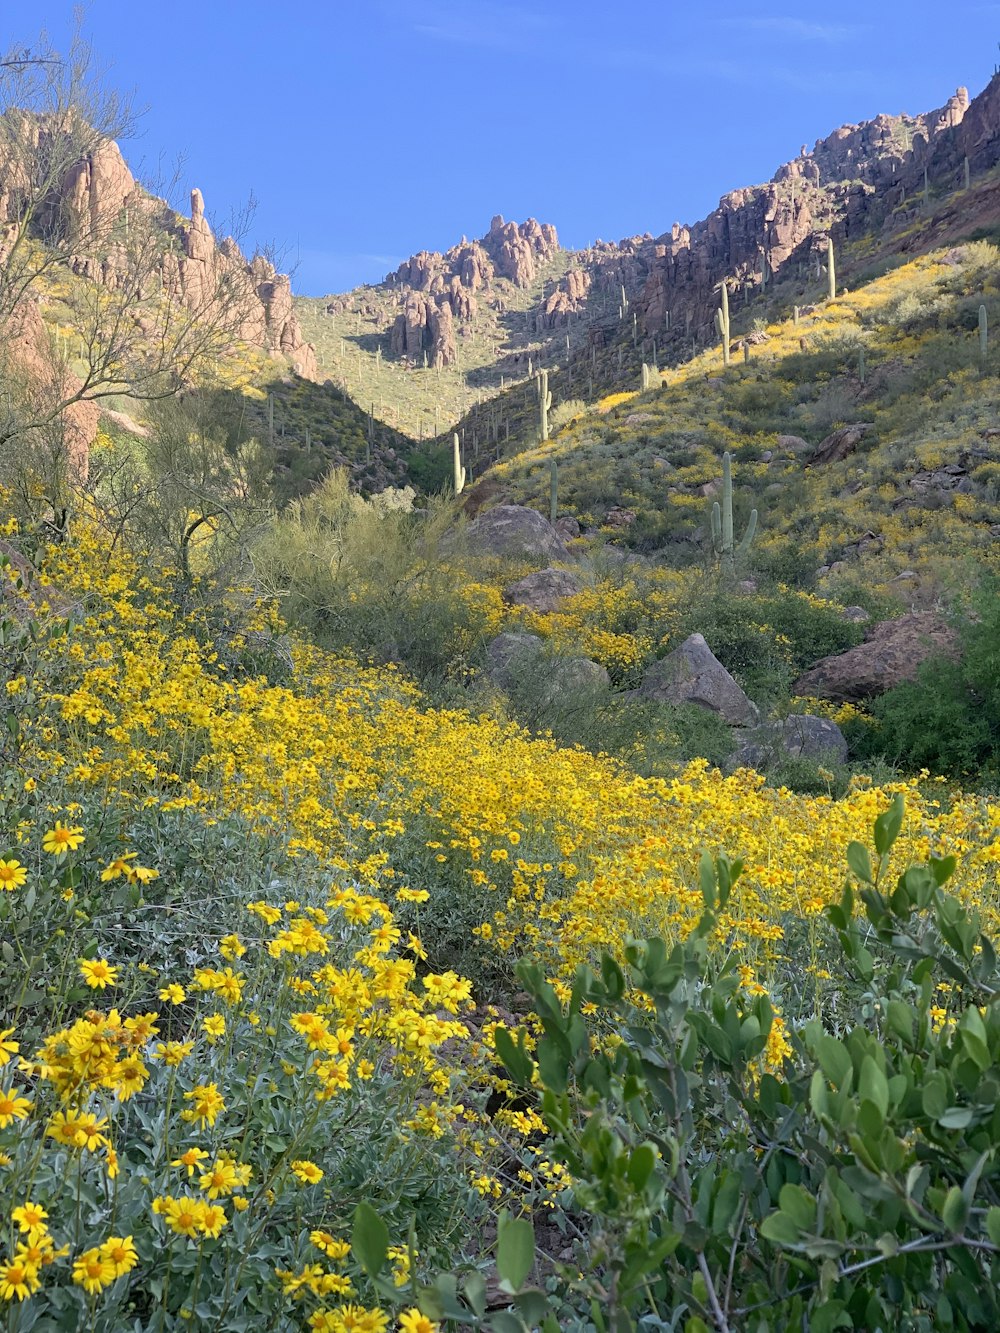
[0,21,263,520]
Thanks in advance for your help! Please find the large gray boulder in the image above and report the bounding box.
[502,567,582,613]
[485,632,544,689]
[638,633,758,726]
[793,613,958,702]
[729,714,848,771]
[484,632,609,708]
[465,505,568,562]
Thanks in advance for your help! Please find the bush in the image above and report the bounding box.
[859,576,1000,782]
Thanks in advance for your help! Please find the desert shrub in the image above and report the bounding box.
[858,577,1000,782]
[254,469,502,681]
[548,399,586,433]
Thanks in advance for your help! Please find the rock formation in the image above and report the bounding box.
[792,614,959,701]
[0,116,318,381]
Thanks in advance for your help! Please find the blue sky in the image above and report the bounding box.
[29,1,1000,295]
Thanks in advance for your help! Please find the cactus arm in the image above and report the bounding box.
[453,433,466,494]
[736,508,758,559]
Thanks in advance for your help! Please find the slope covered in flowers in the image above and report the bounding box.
[2,517,1000,1328]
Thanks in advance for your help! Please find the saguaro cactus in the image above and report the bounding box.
[538,369,552,441]
[549,458,558,523]
[980,305,989,364]
[453,433,466,495]
[714,281,731,366]
[827,236,837,301]
[641,362,651,391]
[711,451,758,577]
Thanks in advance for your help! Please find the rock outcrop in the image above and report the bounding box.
[638,634,758,726]
[464,505,569,562]
[502,568,582,613]
[0,118,318,381]
[793,614,958,701]
[6,300,99,477]
[484,631,609,707]
[729,714,849,771]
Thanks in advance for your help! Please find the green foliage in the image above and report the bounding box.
[859,579,1000,781]
[420,801,1000,1329]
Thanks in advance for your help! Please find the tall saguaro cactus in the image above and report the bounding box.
[980,305,989,365]
[641,362,651,391]
[538,369,552,442]
[827,236,837,301]
[711,452,758,577]
[714,282,731,367]
[453,433,466,495]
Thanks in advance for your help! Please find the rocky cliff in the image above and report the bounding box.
[0,119,318,380]
[385,215,561,368]
[635,80,997,345]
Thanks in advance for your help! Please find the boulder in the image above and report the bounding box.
[638,633,758,725]
[484,632,609,707]
[729,714,848,771]
[502,568,582,613]
[775,434,811,455]
[484,632,544,688]
[809,423,874,466]
[841,605,871,623]
[465,505,569,562]
[792,613,958,701]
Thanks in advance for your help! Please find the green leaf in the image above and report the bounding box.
[351,1202,389,1277]
[626,1142,657,1192]
[873,794,905,857]
[514,1290,552,1326]
[496,1210,535,1292]
[493,1025,535,1087]
[937,1106,974,1130]
[779,1182,817,1232]
[760,1211,804,1246]
[941,1184,968,1233]
[846,841,873,884]
[699,850,716,909]
[859,1055,888,1116]
[985,1206,1000,1247]
[463,1271,487,1319]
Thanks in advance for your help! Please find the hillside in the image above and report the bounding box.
[299,79,991,459]
[8,35,1000,1333]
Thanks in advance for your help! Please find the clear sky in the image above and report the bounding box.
[26,1,1000,296]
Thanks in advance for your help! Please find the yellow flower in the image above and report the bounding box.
[172,1147,210,1177]
[42,823,85,857]
[0,860,27,891]
[101,852,138,881]
[0,1088,31,1127]
[72,1246,116,1294]
[156,1196,204,1238]
[181,1083,225,1128]
[100,1235,138,1277]
[199,1157,239,1199]
[11,1202,48,1234]
[201,1014,226,1044]
[0,1256,41,1301]
[0,1030,20,1067]
[399,1310,439,1333]
[290,1159,324,1185]
[199,1203,228,1238]
[219,933,246,959]
[154,1040,193,1066]
[79,957,118,990]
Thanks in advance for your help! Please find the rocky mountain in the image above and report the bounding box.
[0,120,318,378]
[301,75,1000,450]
